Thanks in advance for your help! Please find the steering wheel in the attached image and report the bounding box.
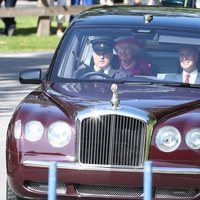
[80,72,111,79]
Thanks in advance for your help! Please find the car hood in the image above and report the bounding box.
[44,82,200,120]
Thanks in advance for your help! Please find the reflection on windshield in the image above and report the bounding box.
[56,28,200,86]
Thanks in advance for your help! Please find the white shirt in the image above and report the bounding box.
[183,69,198,84]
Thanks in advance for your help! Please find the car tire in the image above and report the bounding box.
[6,182,26,200]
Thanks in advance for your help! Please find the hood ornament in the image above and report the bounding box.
[111,84,120,109]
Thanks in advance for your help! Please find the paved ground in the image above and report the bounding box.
[0,51,53,199]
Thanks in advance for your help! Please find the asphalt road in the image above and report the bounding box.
[0,51,53,199]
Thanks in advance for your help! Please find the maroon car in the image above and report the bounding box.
[6,5,200,200]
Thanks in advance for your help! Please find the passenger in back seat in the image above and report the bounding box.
[115,37,152,76]
[165,47,200,84]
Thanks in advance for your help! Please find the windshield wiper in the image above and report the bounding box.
[56,77,200,88]
[161,82,200,88]
[140,80,200,88]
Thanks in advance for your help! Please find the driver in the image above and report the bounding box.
[74,38,129,78]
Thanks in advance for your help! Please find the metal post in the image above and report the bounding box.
[48,162,57,200]
[184,0,188,7]
[143,161,152,200]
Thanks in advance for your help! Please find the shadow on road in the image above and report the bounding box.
[0,52,53,116]
[0,51,54,200]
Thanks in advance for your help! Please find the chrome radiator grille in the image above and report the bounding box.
[79,114,146,166]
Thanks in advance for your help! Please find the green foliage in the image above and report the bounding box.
[0,16,69,52]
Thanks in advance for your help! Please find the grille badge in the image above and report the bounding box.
[111,84,120,109]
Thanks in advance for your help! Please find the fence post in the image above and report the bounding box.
[48,162,57,200]
[37,0,54,36]
[143,161,152,200]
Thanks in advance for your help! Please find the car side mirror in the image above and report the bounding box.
[19,69,42,84]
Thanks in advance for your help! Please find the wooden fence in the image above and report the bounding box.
[2,0,194,36]
[0,0,90,36]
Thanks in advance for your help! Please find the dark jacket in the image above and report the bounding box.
[74,55,130,79]
[74,65,130,79]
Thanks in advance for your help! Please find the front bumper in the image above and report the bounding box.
[7,159,200,200]
[24,160,200,174]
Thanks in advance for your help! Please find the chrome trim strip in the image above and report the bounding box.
[74,105,154,122]
[23,160,200,175]
[152,167,200,174]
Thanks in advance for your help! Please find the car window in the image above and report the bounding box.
[53,27,200,85]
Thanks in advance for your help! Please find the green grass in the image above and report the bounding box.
[0,16,69,52]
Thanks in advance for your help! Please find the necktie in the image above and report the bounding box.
[184,73,190,84]
[98,69,104,74]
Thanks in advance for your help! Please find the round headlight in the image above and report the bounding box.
[48,121,72,148]
[14,120,22,139]
[185,128,200,149]
[25,121,44,142]
[156,126,181,152]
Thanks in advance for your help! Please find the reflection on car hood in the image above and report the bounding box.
[45,82,200,119]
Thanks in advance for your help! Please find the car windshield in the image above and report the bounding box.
[52,27,200,86]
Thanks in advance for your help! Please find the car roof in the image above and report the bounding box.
[71,6,200,30]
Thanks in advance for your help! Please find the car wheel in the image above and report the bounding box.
[6,182,26,200]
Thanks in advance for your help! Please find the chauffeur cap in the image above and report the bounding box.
[91,38,115,54]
